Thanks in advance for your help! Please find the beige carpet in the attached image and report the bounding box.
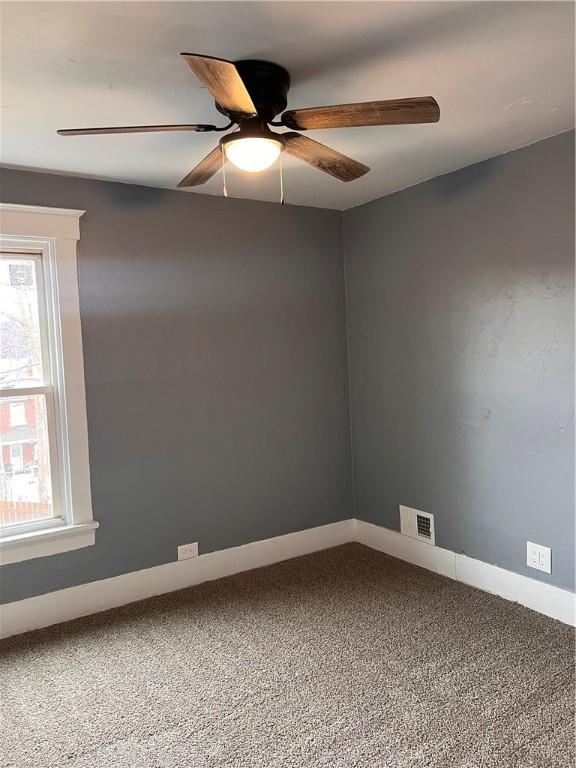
[1,543,574,767]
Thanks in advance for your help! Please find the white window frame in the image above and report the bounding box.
[0,203,97,564]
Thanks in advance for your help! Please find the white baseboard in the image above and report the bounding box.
[1,517,574,638]
[0,519,354,639]
[356,519,456,579]
[356,520,575,627]
[454,554,575,627]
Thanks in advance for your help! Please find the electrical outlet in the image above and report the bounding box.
[177,542,198,561]
[527,541,551,574]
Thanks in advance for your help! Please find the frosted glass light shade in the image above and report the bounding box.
[224,137,283,173]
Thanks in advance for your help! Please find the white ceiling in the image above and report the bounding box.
[1,2,574,210]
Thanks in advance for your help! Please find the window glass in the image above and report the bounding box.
[1,394,54,527]
[0,256,45,388]
[1,252,55,529]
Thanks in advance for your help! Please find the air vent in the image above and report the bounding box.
[416,514,432,539]
[399,505,435,546]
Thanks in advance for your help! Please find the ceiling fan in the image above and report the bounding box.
[58,53,440,188]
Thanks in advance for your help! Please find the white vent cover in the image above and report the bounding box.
[400,505,435,546]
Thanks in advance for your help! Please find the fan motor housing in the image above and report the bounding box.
[215,60,291,123]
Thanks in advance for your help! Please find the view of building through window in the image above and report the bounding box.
[0,255,55,527]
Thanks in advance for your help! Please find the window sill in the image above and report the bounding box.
[0,521,99,565]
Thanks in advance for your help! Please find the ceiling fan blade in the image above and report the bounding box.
[177,145,224,187]
[181,53,257,116]
[57,124,217,136]
[282,132,369,182]
[281,97,440,130]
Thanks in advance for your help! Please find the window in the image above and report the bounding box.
[8,402,27,427]
[0,204,97,564]
[9,444,23,472]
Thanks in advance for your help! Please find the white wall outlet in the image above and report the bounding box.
[399,505,435,546]
[177,542,198,561]
[527,542,551,574]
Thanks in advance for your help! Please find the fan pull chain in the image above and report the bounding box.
[221,145,228,198]
[279,152,284,205]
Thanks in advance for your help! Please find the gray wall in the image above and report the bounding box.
[1,131,573,603]
[344,131,575,590]
[0,170,352,602]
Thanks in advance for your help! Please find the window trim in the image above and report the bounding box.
[0,203,98,564]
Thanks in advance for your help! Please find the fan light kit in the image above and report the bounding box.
[58,53,440,198]
[223,136,283,172]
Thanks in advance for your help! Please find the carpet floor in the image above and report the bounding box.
[1,543,574,767]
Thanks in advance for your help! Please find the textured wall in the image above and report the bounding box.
[1,131,573,603]
[0,170,352,602]
[344,131,575,590]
